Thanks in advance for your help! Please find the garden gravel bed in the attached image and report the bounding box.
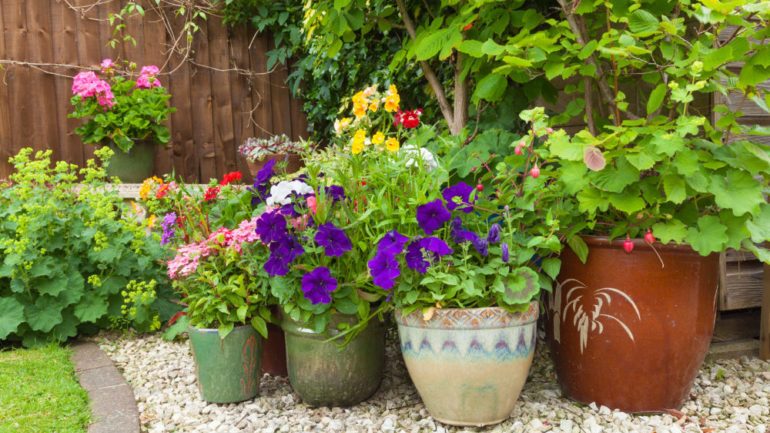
[98,333,770,433]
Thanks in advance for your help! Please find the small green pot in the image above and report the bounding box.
[281,314,385,407]
[104,140,155,183]
[188,325,263,404]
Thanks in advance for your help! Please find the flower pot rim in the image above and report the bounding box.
[188,324,253,333]
[244,152,299,163]
[579,235,702,254]
[395,301,539,329]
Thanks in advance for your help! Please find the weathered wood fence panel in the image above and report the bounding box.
[0,0,307,182]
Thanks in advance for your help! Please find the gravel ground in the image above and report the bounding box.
[98,333,770,433]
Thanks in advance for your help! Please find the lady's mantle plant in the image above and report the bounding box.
[0,148,174,347]
[517,1,770,261]
[69,59,175,153]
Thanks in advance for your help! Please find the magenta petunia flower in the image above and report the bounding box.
[416,199,451,235]
[301,267,337,304]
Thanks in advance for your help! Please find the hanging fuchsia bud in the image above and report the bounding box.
[530,165,540,178]
[546,127,554,134]
[514,145,523,155]
[644,229,655,244]
[518,139,526,147]
[623,236,634,254]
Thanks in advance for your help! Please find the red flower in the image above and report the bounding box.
[462,21,474,31]
[394,109,423,129]
[220,171,242,186]
[204,186,221,202]
[155,183,170,199]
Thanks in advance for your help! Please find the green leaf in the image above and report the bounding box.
[548,130,583,160]
[652,219,688,244]
[457,40,483,57]
[626,151,656,171]
[481,39,505,56]
[26,296,64,332]
[592,157,640,192]
[578,40,598,60]
[710,170,765,216]
[415,29,449,61]
[686,215,729,255]
[74,295,109,323]
[473,74,507,102]
[567,236,589,264]
[646,83,667,115]
[251,316,268,339]
[746,204,770,243]
[662,174,686,204]
[628,9,659,36]
[540,258,561,280]
[0,297,25,339]
[609,193,646,214]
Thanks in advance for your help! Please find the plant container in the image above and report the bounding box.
[281,313,385,407]
[261,322,287,376]
[188,325,262,403]
[396,303,539,427]
[246,153,302,178]
[104,140,155,183]
[545,236,719,412]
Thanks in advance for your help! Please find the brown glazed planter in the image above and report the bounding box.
[545,236,719,412]
[246,153,302,178]
[261,323,288,377]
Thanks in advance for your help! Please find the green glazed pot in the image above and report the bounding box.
[188,325,262,403]
[104,140,155,183]
[281,314,385,407]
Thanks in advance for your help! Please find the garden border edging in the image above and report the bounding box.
[71,341,140,433]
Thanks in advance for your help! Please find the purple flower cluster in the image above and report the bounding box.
[325,185,346,203]
[368,230,408,290]
[416,199,451,235]
[161,212,177,245]
[442,181,474,213]
[314,223,352,257]
[405,237,453,273]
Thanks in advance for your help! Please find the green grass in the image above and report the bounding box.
[0,344,90,433]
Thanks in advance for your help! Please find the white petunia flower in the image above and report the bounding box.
[402,145,438,172]
[266,180,314,207]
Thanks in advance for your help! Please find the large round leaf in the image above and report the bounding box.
[0,297,25,339]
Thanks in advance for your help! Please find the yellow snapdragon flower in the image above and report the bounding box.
[385,137,400,152]
[372,131,385,145]
[352,129,367,154]
[384,84,400,112]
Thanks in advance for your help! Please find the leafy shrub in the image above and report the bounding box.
[0,148,176,347]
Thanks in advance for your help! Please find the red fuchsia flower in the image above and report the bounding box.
[204,186,221,202]
[393,109,423,129]
[462,21,474,31]
[220,171,242,186]
[156,183,170,199]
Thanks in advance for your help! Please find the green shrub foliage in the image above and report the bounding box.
[0,148,176,347]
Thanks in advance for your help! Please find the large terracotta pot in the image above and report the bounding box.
[188,325,262,403]
[396,303,539,427]
[246,153,302,178]
[545,236,719,412]
[281,314,385,407]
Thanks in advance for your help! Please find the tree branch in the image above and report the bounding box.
[452,53,468,135]
[583,77,597,135]
[556,0,640,121]
[396,0,456,131]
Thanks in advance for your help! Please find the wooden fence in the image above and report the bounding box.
[0,0,307,182]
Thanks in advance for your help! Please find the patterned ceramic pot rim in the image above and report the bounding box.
[187,324,254,334]
[395,302,539,330]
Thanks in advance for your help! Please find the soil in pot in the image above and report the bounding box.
[396,303,539,427]
[104,140,156,183]
[281,314,385,407]
[188,325,262,404]
[545,236,719,412]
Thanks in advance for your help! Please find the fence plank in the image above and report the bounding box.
[0,1,13,178]
[249,35,274,139]
[26,0,61,156]
[207,16,236,178]
[3,1,31,166]
[141,2,172,176]
[189,24,216,182]
[229,24,256,175]
[73,0,103,162]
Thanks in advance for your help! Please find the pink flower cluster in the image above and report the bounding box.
[166,216,261,280]
[72,71,115,108]
[136,65,162,89]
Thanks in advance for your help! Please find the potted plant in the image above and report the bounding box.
[247,155,389,407]
[239,134,305,178]
[166,210,272,403]
[527,1,770,412]
[69,59,175,183]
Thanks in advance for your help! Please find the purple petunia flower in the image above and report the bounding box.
[301,267,337,304]
[442,182,474,213]
[161,212,177,245]
[251,159,277,205]
[487,223,501,244]
[377,230,409,256]
[255,211,287,244]
[450,217,481,244]
[472,237,489,257]
[502,242,510,263]
[325,185,346,203]
[314,223,352,257]
[416,199,451,235]
[263,235,304,276]
[278,203,299,218]
[368,252,401,290]
[405,237,453,274]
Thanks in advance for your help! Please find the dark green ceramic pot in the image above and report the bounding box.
[282,314,385,407]
[188,325,262,403]
[104,140,155,183]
